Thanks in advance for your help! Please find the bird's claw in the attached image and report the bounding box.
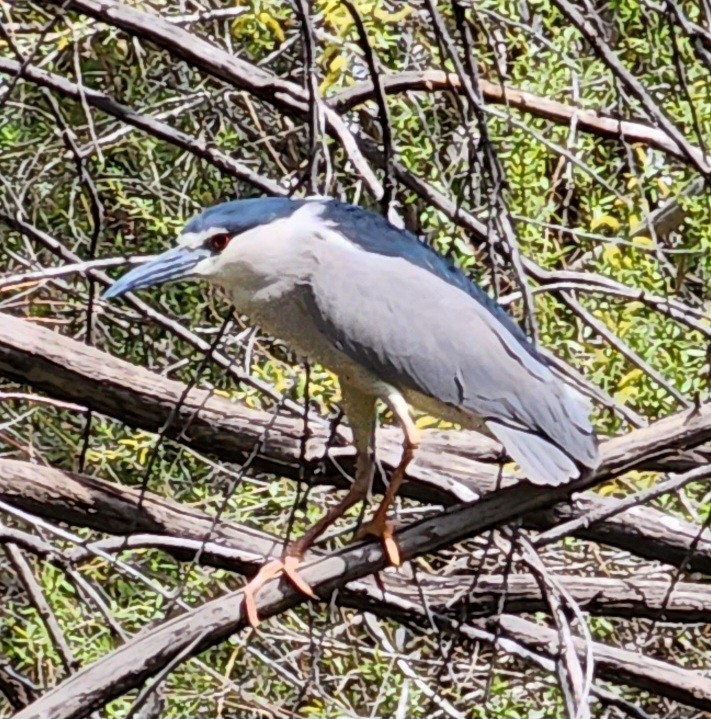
[282,555,318,599]
[356,516,401,566]
[242,556,317,627]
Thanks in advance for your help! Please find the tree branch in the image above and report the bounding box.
[549,0,711,176]
[0,57,286,197]
[3,544,78,675]
[54,0,383,198]
[0,656,37,711]
[330,70,707,166]
[12,480,711,719]
[3,459,710,624]
[1,312,710,572]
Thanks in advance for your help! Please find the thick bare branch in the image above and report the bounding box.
[331,70,706,166]
[12,493,711,719]
[3,459,710,623]
[1,313,710,572]
[484,614,711,710]
[0,458,281,576]
[430,574,711,623]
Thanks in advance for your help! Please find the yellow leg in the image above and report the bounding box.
[242,388,376,626]
[356,389,420,566]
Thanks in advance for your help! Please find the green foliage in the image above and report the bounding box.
[0,0,709,717]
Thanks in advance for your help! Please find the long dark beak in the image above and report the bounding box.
[103,246,210,299]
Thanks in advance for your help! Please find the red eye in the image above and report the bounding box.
[211,233,232,252]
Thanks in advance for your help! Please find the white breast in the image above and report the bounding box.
[211,202,392,395]
[206,205,307,347]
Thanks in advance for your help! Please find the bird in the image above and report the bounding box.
[103,196,599,623]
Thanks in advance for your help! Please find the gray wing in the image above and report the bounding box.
[305,246,598,485]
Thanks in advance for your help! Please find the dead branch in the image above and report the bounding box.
[12,493,711,719]
[330,70,704,166]
[549,0,711,176]
[528,492,711,572]
[0,657,37,711]
[3,544,78,675]
[0,458,281,576]
[54,0,383,198]
[0,57,286,198]
[535,464,711,547]
[1,313,710,572]
[3,459,710,624]
[484,614,711,710]
[418,574,711,623]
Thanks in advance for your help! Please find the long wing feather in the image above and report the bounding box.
[304,227,598,485]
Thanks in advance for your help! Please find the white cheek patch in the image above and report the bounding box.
[191,256,219,277]
[176,200,365,284]
[178,201,355,252]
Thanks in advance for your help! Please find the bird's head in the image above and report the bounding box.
[103,197,305,299]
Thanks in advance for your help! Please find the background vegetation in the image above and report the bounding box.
[0,0,709,717]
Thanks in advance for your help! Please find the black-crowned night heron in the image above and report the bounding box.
[104,197,599,623]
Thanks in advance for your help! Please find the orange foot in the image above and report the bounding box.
[242,555,317,627]
[355,514,401,567]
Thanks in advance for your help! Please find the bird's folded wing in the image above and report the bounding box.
[304,247,598,483]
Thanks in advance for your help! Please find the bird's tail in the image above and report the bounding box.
[486,386,599,486]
